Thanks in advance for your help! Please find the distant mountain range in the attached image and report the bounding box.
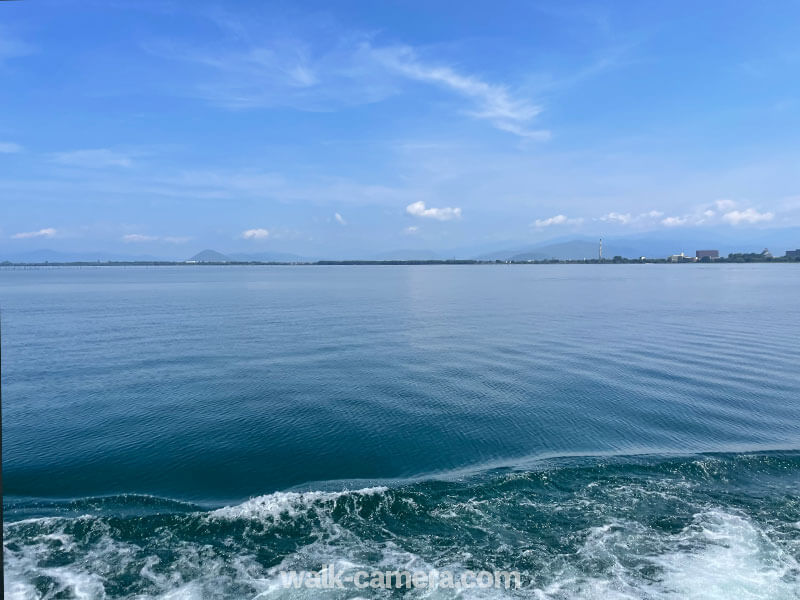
[477,240,637,261]
[187,249,311,262]
[472,229,800,261]
[0,249,167,263]
[3,228,798,264]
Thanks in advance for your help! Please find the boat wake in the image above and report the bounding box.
[4,452,800,598]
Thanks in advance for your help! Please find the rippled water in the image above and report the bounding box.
[2,265,800,598]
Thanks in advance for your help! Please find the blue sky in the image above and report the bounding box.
[1,0,799,258]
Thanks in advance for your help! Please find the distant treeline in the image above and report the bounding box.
[315,260,481,265]
[596,253,800,264]
[2,254,798,267]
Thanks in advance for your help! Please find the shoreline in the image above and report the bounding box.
[2,258,799,267]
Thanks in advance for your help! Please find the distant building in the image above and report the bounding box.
[667,252,698,263]
[786,249,800,259]
[696,250,719,260]
[761,248,773,259]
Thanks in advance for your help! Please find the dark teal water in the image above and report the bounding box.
[2,265,800,598]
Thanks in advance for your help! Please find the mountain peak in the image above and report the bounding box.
[188,249,232,262]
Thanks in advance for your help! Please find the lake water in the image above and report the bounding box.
[2,264,800,598]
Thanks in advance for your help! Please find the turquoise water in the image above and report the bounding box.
[2,265,800,598]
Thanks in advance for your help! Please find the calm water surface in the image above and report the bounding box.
[2,265,800,598]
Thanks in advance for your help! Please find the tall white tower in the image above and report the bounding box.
[599,238,603,261]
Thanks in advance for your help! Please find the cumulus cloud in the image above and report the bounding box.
[334,212,347,225]
[0,141,22,153]
[241,228,270,239]
[12,227,57,239]
[532,214,582,227]
[722,208,774,225]
[655,202,774,228]
[406,201,461,221]
[654,199,776,227]
[53,149,133,168]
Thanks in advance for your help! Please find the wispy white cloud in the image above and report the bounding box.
[0,28,35,64]
[334,212,347,225]
[0,141,22,153]
[33,166,418,209]
[12,227,57,239]
[53,149,134,168]
[596,210,665,227]
[660,210,714,227]
[374,45,548,139]
[122,234,158,242]
[598,211,634,225]
[148,18,547,139]
[406,200,461,221]
[122,233,190,243]
[661,216,689,227]
[492,121,552,141]
[532,214,582,227]
[715,199,736,211]
[241,228,270,239]
[146,34,397,111]
[403,226,419,234]
[722,208,774,225]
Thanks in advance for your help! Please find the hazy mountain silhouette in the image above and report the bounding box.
[370,249,444,260]
[0,249,165,262]
[473,228,800,260]
[188,249,232,262]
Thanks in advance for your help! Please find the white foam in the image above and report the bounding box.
[209,486,389,520]
[532,508,800,600]
[5,489,798,600]
[654,509,800,599]
[4,544,108,600]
